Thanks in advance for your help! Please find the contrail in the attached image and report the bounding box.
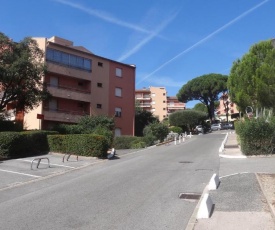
[117,11,179,62]
[54,0,158,35]
[137,0,270,85]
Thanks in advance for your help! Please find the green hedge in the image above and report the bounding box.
[0,120,23,131]
[113,136,146,149]
[235,118,275,155]
[0,131,58,159]
[47,134,109,158]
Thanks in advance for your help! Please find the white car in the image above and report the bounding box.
[211,123,221,131]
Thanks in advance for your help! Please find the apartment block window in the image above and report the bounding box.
[115,107,122,117]
[115,87,122,97]
[97,83,103,88]
[115,128,121,137]
[97,104,102,109]
[163,100,166,103]
[116,68,122,77]
[98,62,103,67]
[163,93,166,96]
[163,108,166,110]
[46,48,91,71]
[78,102,84,108]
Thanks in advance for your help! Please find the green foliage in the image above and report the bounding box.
[177,73,228,120]
[168,126,183,134]
[0,120,23,131]
[135,110,158,136]
[143,122,169,142]
[0,131,57,158]
[169,110,207,131]
[193,103,208,113]
[48,134,109,158]
[0,32,51,113]
[235,118,275,155]
[52,115,115,146]
[228,40,275,112]
[113,136,146,149]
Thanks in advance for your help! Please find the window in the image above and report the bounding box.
[97,104,102,109]
[163,101,166,103]
[98,62,103,67]
[163,93,166,96]
[78,102,84,108]
[163,108,166,110]
[115,87,122,97]
[46,48,92,71]
[115,107,122,117]
[78,81,84,86]
[116,68,122,77]
[115,128,121,137]
[97,83,102,87]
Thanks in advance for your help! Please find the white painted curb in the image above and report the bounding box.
[208,173,220,190]
[219,132,228,153]
[197,193,214,219]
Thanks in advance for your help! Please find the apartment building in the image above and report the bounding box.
[22,36,135,136]
[135,87,186,121]
[216,94,239,121]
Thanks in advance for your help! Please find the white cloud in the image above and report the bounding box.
[54,0,156,34]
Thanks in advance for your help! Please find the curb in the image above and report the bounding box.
[219,133,228,153]
[185,173,218,229]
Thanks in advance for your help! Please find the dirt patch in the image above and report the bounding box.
[257,173,275,215]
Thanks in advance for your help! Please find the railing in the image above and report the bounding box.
[43,107,89,116]
[47,83,91,94]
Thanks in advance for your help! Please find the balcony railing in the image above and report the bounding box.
[47,83,90,94]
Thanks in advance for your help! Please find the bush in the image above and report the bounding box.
[143,122,169,142]
[0,130,57,159]
[48,134,109,158]
[235,118,275,155]
[169,126,183,134]
[113,136,145,149]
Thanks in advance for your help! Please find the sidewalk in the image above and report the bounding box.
[193,132,275,230]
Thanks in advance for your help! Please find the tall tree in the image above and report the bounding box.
[0,32,50,114]
[135,110,158,136]
[169,110,207,131]
[228,40,275,113]
[177,73,228,121]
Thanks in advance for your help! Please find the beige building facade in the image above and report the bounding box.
[135,87,186,121]
[21,36,136,136]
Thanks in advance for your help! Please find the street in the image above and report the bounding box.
[0,133,223,230]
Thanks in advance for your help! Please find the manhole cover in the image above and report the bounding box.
[179,161,193,163]
[179,193,201,200]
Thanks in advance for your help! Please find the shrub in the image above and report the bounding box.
[235,118,275,155]
[113,136,144,149]
[48,134,109,158]
[143,122,169,142]
[0,130,57,158]
[169,126,183,134]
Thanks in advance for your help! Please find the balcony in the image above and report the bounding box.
[46,62,91,81]
[43,108,89,123]
[167,103,185,109]
[139,103,151,108]
[47,84,91,102]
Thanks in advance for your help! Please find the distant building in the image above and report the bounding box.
[3,36,136,136]
[216,93,239,121]
[135,87,186,121]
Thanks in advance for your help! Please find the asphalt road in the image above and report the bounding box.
[0,133,224,230]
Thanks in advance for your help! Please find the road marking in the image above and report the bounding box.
[0,169,41,178]
[16,159,76,169]
[219,172,249,179]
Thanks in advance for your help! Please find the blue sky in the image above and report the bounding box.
[1,0,274,108]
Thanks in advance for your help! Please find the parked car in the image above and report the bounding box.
[211,123,221,131]
[221,123,234,130]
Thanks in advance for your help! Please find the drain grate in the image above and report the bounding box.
[179,193,201,200]
[179,161,193,164]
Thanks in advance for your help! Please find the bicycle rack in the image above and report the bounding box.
[31,157,50,170]
[62,153,78,162]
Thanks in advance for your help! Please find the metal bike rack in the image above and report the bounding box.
[62,153,78,162]
[31,157,50,170]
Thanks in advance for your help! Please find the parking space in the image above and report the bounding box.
[0,153,103,190]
